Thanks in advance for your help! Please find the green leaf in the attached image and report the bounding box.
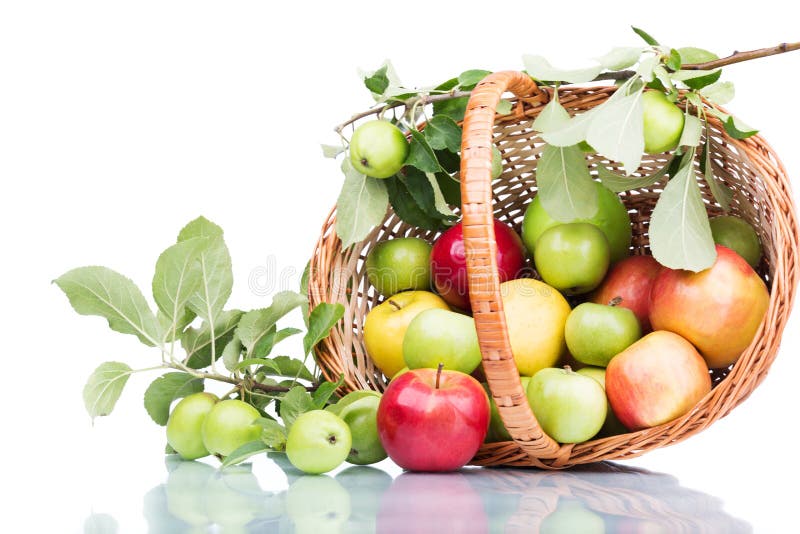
[649,149,717,271]
[364,64,390,95]
[425,172,456,219]
[398,167,456,222]
[236,292,307,355]
[496,100,513,115]
[234,357,278,373]
[522,54,602,84]
[666,48,682,71]
[255,418,288,451]
[595,47,643,70]
[158,308,195,342]
[183,309,243,368]
[596,156,673,192]
[220,440,269,468]
[221,333,243,372]
[279,386,314,430]
[54,266,162,347]
[701,81,734,105]
[152,237,208,336]
[532,94,571,133]
[386,176,445,231]
[434,149,460,174]
[677,48,722,89]
[536,144,598,221]
[636,56,658,83]
[434,96,469,122]
[435,172,461,206]
[335,159,389,248]
[321,144,345,159]
[724,115,758,139]
[304,302,346,355]
[258,356,315,380]
[671,69,717,82]
[143,372,204,426]
[424,115,462,153]
[541,112,592,147]
[312,375,345,409]
[165,442,176,454]
[457,69,491,89]
[586,89,645,175]
[685,92,703,107]
[652,66,675,94]
[83,362,133,421]
[406,129,442,173]
[631,26,659,46]
[701,132,733,211]
[678,114,702,148]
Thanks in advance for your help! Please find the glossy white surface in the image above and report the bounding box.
[2,1,798,532]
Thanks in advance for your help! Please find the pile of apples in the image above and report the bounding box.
[358,141,769,471]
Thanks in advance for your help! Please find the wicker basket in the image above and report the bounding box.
[309,71,800,468]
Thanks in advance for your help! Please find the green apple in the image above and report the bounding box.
[286,410,352,474]
[534,223,610,295]
[709,215,762,268]
[484,377,530,443]
[201,399,261,457]
[326,390,382,416]
[166,392,218,460]
[491,145,503,179]
[677,47,722,89]
[565,301,642,367]
[575,366,628,437]
[402,308,482,374]
[337,395,387,465]
[541,498,605,534]
[526,367,607,443]
[349,120,409,178]
[642,90,685,154]
[287,475,351,534]
[366,237,432,298]
[363,290,450,378]
[522,181,632,262]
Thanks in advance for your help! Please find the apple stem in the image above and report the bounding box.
[436,363,444,389]
[608,296,623,307]
[563,365,573,374]
[388,299,401,311]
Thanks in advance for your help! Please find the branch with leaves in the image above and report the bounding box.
[323,27,798,272]
[54,216,347,466]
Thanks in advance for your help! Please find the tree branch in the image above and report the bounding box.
[681,41,800,70]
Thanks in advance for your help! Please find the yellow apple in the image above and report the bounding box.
[500,279,571,376]
[362,290,449,378]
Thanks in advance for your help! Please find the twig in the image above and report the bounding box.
[681,41,800,70]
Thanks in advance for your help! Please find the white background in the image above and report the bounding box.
[2,1,798,532]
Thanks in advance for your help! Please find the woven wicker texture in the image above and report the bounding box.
[309,71,800,468]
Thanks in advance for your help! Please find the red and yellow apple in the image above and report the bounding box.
[590,254,663,332]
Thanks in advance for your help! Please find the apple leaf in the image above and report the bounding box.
[152,237,208,337]
[321,144,345,159]
[457,69,491,90]
[536,144,598,222]
[701,81,735,105]
[236,292,307,356]
[259,356,315,381]
[54,266,162,347]
[678,114,702,148]
[596,156,672,192]
[522,54,603,84]
[496,99,513,115]
[83,362,133,421]
[586,88,645,175]
[143,372,204,426]
[312,375,345,409]
[221,333,243,372]
[700,132,733,212]
[335,159,389,248]
[649,149,717,271]
[220,440,270,468]
[304,302,345,356]
[532,93,571,133]
[631,26,659,46]
[540,112,592,147]
[671,69,718,82]
[182,309,243,368]
[724,115,758,140]
[423,115,462,153]
[385,175,445,231]
[595,47,643,70]
[255,418,288,451]
[279,386,314,430]
[406,129,443,173]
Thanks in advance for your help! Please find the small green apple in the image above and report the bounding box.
[286,410,352,474]
[575,366,628,437]
[201,399,261,457]
[366,237,432,298]
[402,308,482,374]
[166,392,218,460]
[337,395,387,465]
[565,301,642,367]
[326,390,382,417]
[642,90,685,154]
[709,215,762,268]
[534,223,611,295]
[527,367,607,443]
[349,120,409,178]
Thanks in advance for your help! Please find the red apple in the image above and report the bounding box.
[376,366,490,472]
[377,472,489,533]
[649,245,770,369]
[431,219,526,310]
[606,331,711,431]
[590,255,663,332]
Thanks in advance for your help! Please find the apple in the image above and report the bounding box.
[526,366,607,443]
[590,254,663,332]
[201,399,261,457]
[500,278,571,376]
[565,301,642,367]
[286,475,351,534]
[402,308,482,374]
[377,472,489,533]
[540,498,605,534]
[286,409,352,474]
[484,376,530,443]
[522,181,632,262]
[606,331,711,431]
[366,237,432,298]
[349,120,409,179]
[649,244,770,369]
[327,389,382,416]
[534,222,611,295]
[709,215,762,268]
[337,395,387,465]
[166,392,218,460]
[431,218,526,310]
[363,290,450,378]
[642,90,685,154]
[377,366,490,471]
[575,366,628,437]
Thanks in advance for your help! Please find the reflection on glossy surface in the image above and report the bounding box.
[143,457,751,533]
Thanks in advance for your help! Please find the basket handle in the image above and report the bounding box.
[460,71,565,464]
